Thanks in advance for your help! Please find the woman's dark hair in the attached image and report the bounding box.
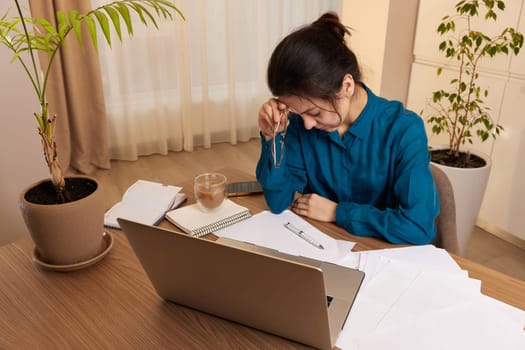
[267,12,361,103]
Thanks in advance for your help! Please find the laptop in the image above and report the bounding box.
[118,218,364,350]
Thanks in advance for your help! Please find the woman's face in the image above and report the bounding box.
[278,94,349,132]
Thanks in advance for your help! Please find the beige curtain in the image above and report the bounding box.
[29,0,110,174]
[95,0,342,161]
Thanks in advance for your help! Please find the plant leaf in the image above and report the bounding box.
[69,10,82,46]
[132,2,159,29]
[84,16,98,51]
[116,3,133,35]
[94,11,111,47]
[104,6,122,41]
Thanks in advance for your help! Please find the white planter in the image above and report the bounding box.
[431,147,492,255]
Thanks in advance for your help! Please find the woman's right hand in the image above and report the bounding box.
[258,98,288,141]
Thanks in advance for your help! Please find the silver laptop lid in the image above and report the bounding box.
[119,218,335,349]
[216,236,365,343]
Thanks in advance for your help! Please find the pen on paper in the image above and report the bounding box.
[284,222,324,250]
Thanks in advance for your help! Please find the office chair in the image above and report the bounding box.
[430,163,460,255]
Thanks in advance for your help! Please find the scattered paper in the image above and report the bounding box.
[335,246,525,350]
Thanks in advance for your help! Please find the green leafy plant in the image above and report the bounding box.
[0,0,184,200]
[425,0,523,167]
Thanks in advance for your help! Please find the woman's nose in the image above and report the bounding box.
[302,116,316,130]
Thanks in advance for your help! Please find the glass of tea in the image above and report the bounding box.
[194,173,227,211]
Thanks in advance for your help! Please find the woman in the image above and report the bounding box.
[256,12,439,245]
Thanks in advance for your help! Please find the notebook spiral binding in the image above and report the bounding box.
[192,211,252,237]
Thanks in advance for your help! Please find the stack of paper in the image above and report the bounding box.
[336,245,525,350]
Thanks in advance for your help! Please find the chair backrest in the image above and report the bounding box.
[430,163,460,255]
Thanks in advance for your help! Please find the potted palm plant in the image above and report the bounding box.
[424,0,523,254]
[0,0,183,269]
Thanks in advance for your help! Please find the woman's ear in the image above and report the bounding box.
[340,74,354,97]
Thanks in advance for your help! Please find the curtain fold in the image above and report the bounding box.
[94,0,342,161]
[29,0,110,175]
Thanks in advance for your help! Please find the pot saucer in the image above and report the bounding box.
[32,231,114,272]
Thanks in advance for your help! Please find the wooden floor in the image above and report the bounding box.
[94,138,525,282]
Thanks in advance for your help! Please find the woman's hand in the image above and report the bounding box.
[291,193,337,222]
[258,98,288,141]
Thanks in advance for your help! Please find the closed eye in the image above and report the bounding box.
[305,111,321,117]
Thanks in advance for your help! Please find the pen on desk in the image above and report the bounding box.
[284,222,324,250]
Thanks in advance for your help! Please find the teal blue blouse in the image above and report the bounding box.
[256,86,439,245]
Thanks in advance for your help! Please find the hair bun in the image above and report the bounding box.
[312,12,349,41]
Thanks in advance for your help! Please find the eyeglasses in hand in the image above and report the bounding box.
[271,109,289,168]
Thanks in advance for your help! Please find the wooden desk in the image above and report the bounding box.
[1,169,524,349]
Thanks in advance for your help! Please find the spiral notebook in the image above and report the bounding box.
[165,199,251,237]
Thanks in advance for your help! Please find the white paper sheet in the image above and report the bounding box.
[214,210,355,265]
[353,295,525,350]
[336,249,524,350]
[354,245,468,286]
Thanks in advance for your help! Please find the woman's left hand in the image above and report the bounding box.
[291,193,337,222]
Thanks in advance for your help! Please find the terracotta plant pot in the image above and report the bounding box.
[19,176,106,266]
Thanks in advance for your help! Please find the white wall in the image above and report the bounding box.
[342,0,419,104]
[342,0,390,93]
[406,0,525,242]
[0,0,49,245]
